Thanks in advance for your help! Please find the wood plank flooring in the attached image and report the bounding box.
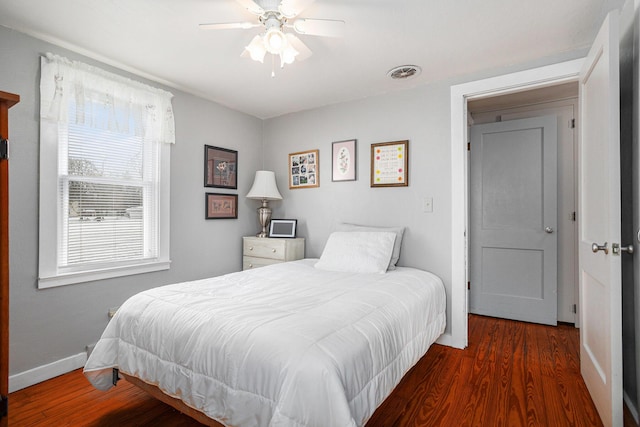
[6,315,615,426]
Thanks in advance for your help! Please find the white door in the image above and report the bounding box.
[578,11,622,427]
[469,115,558,325]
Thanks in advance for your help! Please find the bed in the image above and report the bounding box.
[84,230,446,427]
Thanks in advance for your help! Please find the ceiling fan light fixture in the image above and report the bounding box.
[201,0,345,72]
[244,35,267,63]
[264,28,286,54]
[280,44,299,66]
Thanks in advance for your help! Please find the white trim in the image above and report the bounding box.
[9,352,87,392]
[38,260,171,288]
[435,332,453,347]
[449,59,583,349]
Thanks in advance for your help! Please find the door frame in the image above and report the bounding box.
[447,59,583,349]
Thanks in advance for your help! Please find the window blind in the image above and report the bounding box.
[58,120,159,268]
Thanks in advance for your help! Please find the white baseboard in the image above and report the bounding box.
[9,352,87,392]
[436,332,454,347]
[624,390,640,424]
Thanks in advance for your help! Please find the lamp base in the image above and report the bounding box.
[256,200,271,238]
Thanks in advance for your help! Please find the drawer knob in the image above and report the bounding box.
[248,263,253,268]
[272,249,276,253]
[249,246,253,251]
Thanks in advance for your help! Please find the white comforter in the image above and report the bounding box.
[84,259,446,427]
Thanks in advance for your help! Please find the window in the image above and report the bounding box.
[38,53,174,288]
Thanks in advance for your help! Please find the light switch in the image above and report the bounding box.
[422,197,433,213]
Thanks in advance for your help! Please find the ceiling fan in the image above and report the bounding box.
[200,0,345,73]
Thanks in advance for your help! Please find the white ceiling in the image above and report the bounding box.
[0,0,625,119]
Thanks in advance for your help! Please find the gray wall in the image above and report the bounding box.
[263,86,455,329]
[0,26,264,376]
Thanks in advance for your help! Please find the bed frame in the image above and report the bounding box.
[122,372,225,427]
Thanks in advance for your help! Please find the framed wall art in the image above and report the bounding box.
[204,145,237,189]
[332,139,357,182]
[371,140,409,187]
[289,149,319,189]
[205,193,238,219]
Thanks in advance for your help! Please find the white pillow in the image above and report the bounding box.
[337,223,405,270]
[314,231,396,274]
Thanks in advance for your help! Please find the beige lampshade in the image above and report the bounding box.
[246,171,283,200]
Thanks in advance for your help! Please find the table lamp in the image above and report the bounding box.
[246,170,283,237]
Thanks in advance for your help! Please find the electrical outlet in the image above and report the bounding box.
[422,197,433,213]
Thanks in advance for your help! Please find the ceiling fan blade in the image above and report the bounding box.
[286,34,313,61]
[279,0,316,18]
[234,0,264,15]
[291,19,345,37]
[199,22,260,30]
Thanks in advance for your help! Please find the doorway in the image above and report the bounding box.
[448,58,583,349]
[467,83,579,324]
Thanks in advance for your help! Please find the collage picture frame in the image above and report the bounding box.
[288,149,319,189]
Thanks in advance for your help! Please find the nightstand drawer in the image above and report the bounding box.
[243,256,282,270]
[243,239,287,260]
[242,237,305,271]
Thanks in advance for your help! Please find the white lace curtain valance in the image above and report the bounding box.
[40,53,175,144]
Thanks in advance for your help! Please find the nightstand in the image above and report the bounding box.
[242,237,305,270]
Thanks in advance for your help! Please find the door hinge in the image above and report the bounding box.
[571,211,576,222]
[467,281,471,290]
[572,304,577,314]
[0,394,7,418]
[570,118,576,129]
[0,138,8,160]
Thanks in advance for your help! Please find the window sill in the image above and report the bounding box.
[38,260,171,289]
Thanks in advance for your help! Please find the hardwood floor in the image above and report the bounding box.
[9,315,608,426]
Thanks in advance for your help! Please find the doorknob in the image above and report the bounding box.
[612,243,634,255]
[591,242,609,254]
[544,227,554,234]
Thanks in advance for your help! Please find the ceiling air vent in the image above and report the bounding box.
[387,65,422,80]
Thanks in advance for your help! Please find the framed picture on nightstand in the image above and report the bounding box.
[269,219,297,238]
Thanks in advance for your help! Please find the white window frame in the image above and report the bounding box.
[38,55,172,288]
